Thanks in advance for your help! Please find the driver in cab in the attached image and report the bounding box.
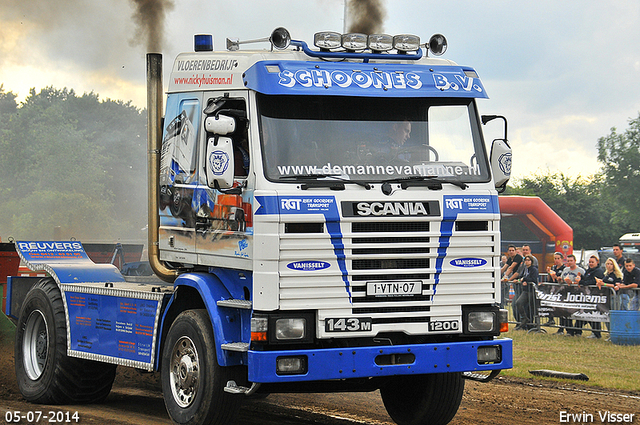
[372,120,412,162]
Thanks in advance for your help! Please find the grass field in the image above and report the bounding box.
[502,325,640,392]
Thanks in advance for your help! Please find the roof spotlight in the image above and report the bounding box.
[342,33,368,51]
[270,27,291,50]
[393,34,421,52]
[314,32,342,50]
[428,34,448,56]
[368,34,393,52]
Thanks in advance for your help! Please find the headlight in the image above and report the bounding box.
[467,311,495,332]
[275,318,306,340]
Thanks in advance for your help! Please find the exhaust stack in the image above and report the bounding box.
[146,53,178,283]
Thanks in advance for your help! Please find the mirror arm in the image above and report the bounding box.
[481,114,508,141]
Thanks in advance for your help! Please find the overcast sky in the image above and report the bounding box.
[1,0,639,180]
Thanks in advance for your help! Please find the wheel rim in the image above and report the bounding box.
[23,310,49,380]
[169,336,200,408]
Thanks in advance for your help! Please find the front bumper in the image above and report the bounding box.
[248,338,512,383]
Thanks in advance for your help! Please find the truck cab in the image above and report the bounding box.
[149,28,512,424]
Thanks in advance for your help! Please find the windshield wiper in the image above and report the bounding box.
[280,174,371,190]
[380,175,468,192]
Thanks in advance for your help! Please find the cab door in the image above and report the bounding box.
[194,91,254,269]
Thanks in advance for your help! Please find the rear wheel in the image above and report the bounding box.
[380,373,464,425]
[161,309,241,425]
[15,278,116,404]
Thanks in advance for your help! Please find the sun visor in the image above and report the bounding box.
[243,61,488,99]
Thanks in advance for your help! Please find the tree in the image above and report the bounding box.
[597,114,640,230]
[504,171,619,249]
[0,86,147,242]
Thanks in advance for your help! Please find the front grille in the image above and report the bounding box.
[352,295,432,304]
[278,212,498,332]
[352,222,430,233]
[352,273,430,282]
[352,247,430,255]
[354,305,431,314]
[353,236,430,244]
[353,258,429,270]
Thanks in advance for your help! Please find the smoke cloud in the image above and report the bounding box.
[347,0,386,34]
[129,0,175,53]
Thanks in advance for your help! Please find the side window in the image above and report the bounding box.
[204,97,249,178]
[159,96,200,221]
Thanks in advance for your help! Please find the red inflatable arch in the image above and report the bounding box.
[498,196,573,267]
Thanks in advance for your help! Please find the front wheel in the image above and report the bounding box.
[15,278,116,404]
[161,309,241,425]
[380,373,465,425]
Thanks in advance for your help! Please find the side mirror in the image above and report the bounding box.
[205,114,236,135]
[206,136,234,189]
[490,139,512,192]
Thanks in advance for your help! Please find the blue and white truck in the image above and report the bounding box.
[6,28,513,425]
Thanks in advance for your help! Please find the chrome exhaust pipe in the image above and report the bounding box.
[146,53,177,283]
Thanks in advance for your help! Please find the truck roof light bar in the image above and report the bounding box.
[226,27,291,51]
[223,28,444,62]
[295,36,424,62]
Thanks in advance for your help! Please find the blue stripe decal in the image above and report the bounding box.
[434,195,500,297]
[434,221,455,296]
[255,196,351,299]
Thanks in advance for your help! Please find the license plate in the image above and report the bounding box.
[367,281,422,297]
[325,317,372,332]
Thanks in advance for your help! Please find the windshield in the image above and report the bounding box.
[257,94,490,183]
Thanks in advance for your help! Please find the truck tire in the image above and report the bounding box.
[161,309,241,425]
[14,278,117,404]
[380,372,464,425]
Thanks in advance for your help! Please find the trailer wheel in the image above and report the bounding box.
[161,309,241,425]
[380,372,464,425]
[15,278,116,404]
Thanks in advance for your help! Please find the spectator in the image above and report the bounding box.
[596,258,623,340]
[546,252,566,328]
[510,245,538,322]
[619,258,640,311]
[521,244,538,267]
[596,258,623,290]
[547,252,566,284]
[578,255,604,338]
[612,243,626,270]
[560,254,585,336]
[514,255,539,330]
[501,245,523,277]
[500,245,523,308]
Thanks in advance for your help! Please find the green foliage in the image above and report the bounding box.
[0,86,147,242]
[597,116,640,230]
[505,171,620,249]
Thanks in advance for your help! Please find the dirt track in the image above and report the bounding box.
[1,330,639,425]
